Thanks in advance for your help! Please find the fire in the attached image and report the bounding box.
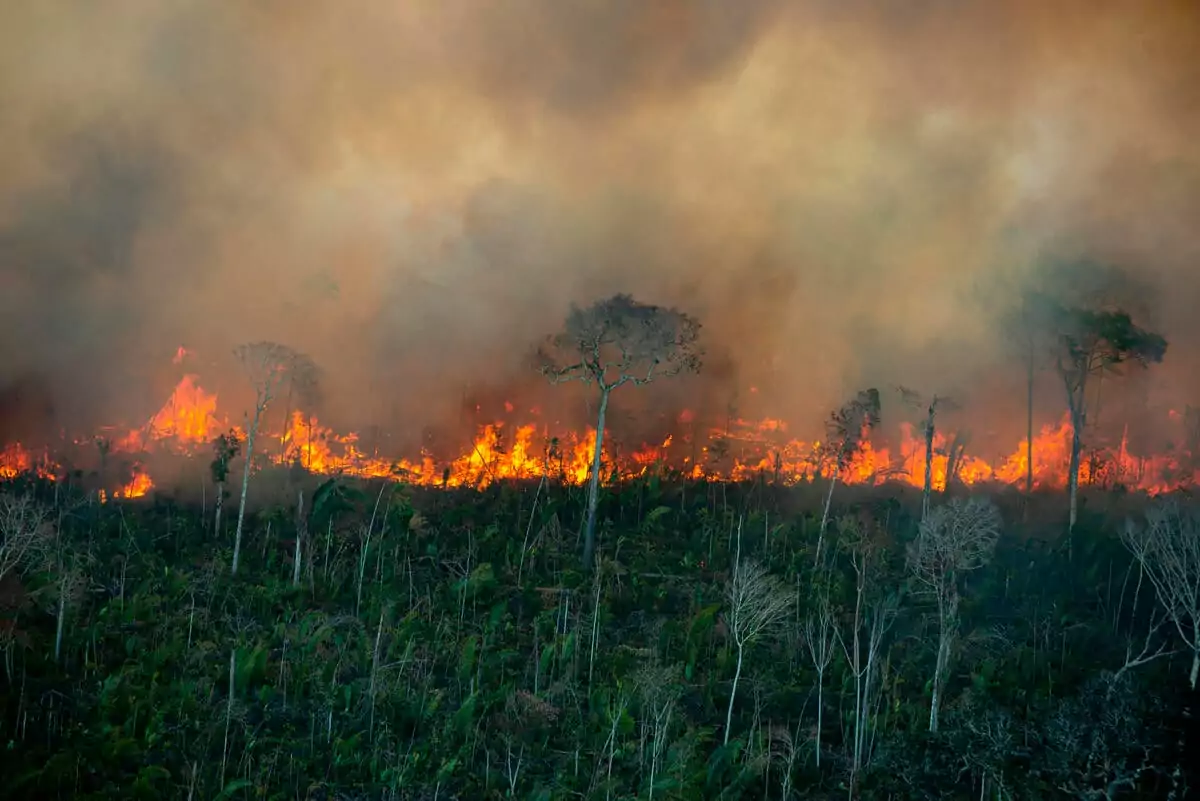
[1,366,1198,498]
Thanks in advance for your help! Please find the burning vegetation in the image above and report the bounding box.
[0,292,1193,504]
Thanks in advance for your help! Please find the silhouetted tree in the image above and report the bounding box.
[1038,298,1166,539]
[210,430,241,539]
[231,342,319,576]
[897,387,958,520]
[815,388,881,567]
[539,294,701,570]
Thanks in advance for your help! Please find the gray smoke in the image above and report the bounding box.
[2,0,1199,456]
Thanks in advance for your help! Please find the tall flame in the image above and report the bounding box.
[2,368,1197,497]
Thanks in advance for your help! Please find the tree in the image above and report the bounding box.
[907,496,1001,732]
[1040,298,1166,537]
[814,388,881,567]
[1122,502,1200,689]
[210,430,241,539]
[230,341,319,576]
[722,558,792,745]
[0,491,51,585]
[897,387,958,520]
[833,515,897,794]
[539,293,701,570]
[801,569,836,769]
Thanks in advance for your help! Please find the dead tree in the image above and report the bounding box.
[833,516,896,796]
[0,492,52,585]
[230,341,319,576]
[815,388,881,568]
[907,496,1001,733]
[539,293,701,570]
[723,558,792,745]
[1038,297,1165,538]
[897,387,959,520]
[1122,502,1200,689]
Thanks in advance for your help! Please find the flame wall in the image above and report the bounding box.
[2,1,1200,456]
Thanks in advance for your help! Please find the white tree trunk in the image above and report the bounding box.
[232,405,264,576]
[582,389,610,571]
[724,643,745,746]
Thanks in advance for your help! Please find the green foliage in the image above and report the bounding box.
[0,477,1191,799]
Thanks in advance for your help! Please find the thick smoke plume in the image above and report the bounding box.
[2,0,1199,457]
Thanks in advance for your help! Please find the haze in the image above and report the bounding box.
[2,0,1199,457]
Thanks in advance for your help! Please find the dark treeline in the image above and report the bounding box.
[0,468,1195,800]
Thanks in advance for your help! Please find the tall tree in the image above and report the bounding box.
[539,293,701,570]
[897,387,958,520]
[210,430,241,539]
[723,558,792,745]
[907,496,1001,732]
[231,341,319,576]
[814,388,881,567]
[1040,300,1166,537]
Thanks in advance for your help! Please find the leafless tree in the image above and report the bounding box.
[833,516,897,796]
[0,492,52,584]
[907,496,1002,733]
[230,341,319,575]
[723,558,793,746]
[539,293,701,570]
[634,660,681,801]
[815,388,881,568]
[801,568,836,769]
[897,387,959,520]
[1121,502,1200,688]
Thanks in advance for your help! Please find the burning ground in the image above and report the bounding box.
[3,352,1197,498]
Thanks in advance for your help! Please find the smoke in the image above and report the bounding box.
[2,0,1199,454]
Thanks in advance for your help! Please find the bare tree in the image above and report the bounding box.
[833,516,897,796]
[897,387,959,520]
[1122,502,1200,688]
[539,293,701,570]
[0,492,52,584]
[723,559,793,745]
[1036,296,1166,538]
[815,388,881,567]
[231,341,319,576]
[801,573,836,769]
[907,496,1002,732]
[634,661,682,801]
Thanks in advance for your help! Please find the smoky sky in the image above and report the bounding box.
[2,0,1200,454]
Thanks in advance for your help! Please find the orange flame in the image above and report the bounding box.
[2,368,1198,498]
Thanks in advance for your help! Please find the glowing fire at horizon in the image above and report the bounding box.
[1,367,1197,499]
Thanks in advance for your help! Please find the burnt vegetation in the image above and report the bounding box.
[0,293,1196,801]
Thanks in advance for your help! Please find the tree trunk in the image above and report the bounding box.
[232,404,264,576]
[922,407,935,521]
[54,576,67,664]
[1067,407,1083,539]
[724,643,744,746]
[1190,648,1198,691]
[293,489,305,587]
[1026,345,1035,496]
[582,388,610,571]
[815,672,823,768]
[213,481,224,538]
[815,468,839,568]
[929,612,953,733]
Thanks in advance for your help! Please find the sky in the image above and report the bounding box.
[2,0,1199,456]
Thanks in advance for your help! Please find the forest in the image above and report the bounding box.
[0,292,1197,800]
[0,466,1196,801]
